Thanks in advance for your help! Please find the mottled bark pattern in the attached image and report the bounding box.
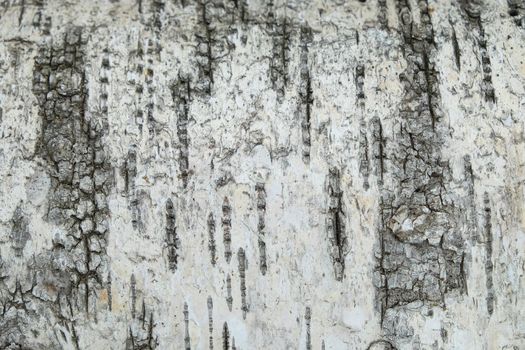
[0,0,523,349]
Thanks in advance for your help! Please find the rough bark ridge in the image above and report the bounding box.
[0,0,524,349]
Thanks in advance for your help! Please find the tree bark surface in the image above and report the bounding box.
[0,0,524,349]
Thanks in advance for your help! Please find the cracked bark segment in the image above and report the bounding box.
[171,75,191,189]
[482,192,494,315]
[459,0,495,102]
[165,198,180,271]
[237,247,248,319]
[305,306,312,350]
[184,302,191,350]
[255,182,267,275]
[222,321,230,350]
[507,0,525,27]
[207,296,214,349]
[375,0,466,333]
[226,273,233,311]
[326,168,348,281]
[32,27,112,315]
[222,197,232,263]
[298,25,313,162]
[208,213,217,266]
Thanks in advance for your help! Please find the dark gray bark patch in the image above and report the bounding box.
[32,27,112,315]
[375,0,466,335]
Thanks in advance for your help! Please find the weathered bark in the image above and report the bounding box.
[0,0,524,349]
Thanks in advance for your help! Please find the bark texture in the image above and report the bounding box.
[0,0,524,349]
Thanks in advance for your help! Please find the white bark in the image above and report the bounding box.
[0,0,524,349]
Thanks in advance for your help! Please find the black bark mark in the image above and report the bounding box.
[507,0,524,27]
[222,322,230,350]
[196,0,215,94]
[222,197,232,263]
[268,5,292,100]
[207,296,214,349]
[359,119,370,190]
[459,0,496,102]
[372,117,385,186]
[255,182,267,275]
[226,273,233,311]
[305,306,312,350]
[208,213,217,266]
[327,168,347,281]
[184,302,191,350]
[107,271,112,311]
[171,75,191,189]
[299,25,313,163]
[483,192,494,315]
[165,198,180,271]
[237,248,248,319]
[18,0,25,27]
[356,64,369,189]
[451,25,461,71]
[10,205,30,257]
[131,273,137,319]
[378,0,388,29]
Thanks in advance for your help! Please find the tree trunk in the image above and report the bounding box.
[0,0,524,349]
